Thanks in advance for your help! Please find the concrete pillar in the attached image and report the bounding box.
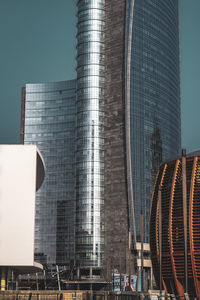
[16,276,19,291]
[77,268,80,279]
[150,266,153,290]
[90,267,93,278]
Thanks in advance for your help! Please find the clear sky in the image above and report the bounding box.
[0,0,199,154]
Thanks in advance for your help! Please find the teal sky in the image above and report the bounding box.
[0,0,199,154]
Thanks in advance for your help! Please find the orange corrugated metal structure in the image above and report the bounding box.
[150,154,200,299]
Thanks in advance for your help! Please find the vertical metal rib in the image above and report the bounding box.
[125,0,136,245]
[157,164,168,294]
[150,163,167,288]
[182,150,188,294]
[158,186,162,296]
[169,160,184,298]
[189,157,200,299]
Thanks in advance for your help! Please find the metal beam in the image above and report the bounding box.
[182,149,188,294]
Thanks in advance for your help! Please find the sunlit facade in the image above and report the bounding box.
[75,0,105,268]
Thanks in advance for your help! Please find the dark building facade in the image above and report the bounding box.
[150,152,200,299]
[21,80,76,268]
[103,0,181,276]
[21,0,181,281]
[104,0,130,276]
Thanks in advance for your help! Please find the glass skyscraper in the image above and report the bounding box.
[75,0,105,268]
[21,0,181,281]
[127,0,181,243]
[21,80,76,268]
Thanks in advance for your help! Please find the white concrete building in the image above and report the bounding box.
[0,145,45,290]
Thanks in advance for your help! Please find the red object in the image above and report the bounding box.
[150,154,200,299]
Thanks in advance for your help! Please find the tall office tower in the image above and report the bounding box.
[76,0,181,278]
[76,0,105,270]
[21,80,76,268]
[128,0,181,245]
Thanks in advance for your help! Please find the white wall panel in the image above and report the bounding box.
[0,145,37,266]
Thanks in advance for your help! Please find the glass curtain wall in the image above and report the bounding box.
[126,0,181,243]
[76,0,105,267]
[23,80,76,268]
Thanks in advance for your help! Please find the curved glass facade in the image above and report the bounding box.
[75,0,105,267]
[126,0,181,243]
[22,80,76,267]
